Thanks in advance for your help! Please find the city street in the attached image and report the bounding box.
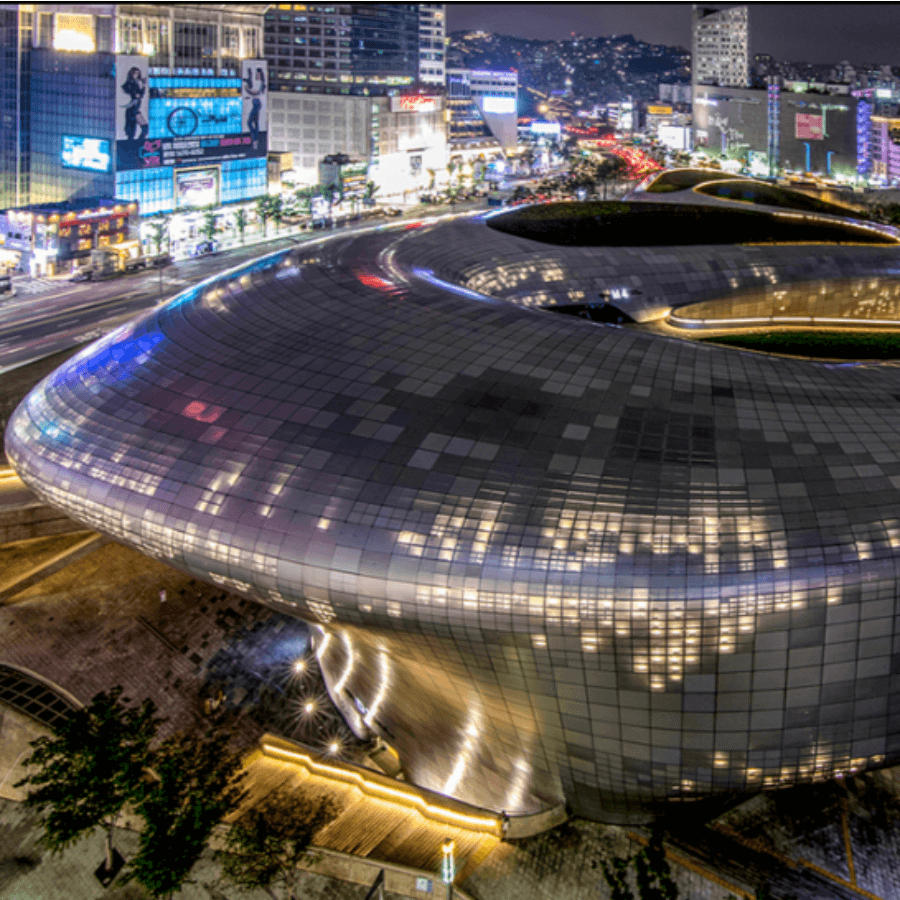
[0,203,485,376]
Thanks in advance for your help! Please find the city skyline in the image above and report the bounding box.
[446,3,900,67]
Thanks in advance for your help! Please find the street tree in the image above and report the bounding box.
[233,207,248,244]
[256,195,275,236]
[446,160,457,189]
[15,687,162,877]
[293,186,315,215]
[270,196,285,232]
[321,183,338,212]
[147,218,169,256]
[201,207,218,243]
[633,827,678,900]
[600,856,635,900]
[126,729,247,899]
[218,788,342,900]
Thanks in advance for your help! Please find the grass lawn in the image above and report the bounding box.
[695,180,870,218]
[645,169,737,192]
[486,201,896,247]
[700,329,900,359]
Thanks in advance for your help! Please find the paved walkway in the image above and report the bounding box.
[2,537,900,899]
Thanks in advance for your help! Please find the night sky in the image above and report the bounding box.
[446,4,900,66]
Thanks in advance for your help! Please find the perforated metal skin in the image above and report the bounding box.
[8,208,900,823]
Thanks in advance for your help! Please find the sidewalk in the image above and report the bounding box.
[3,537,900,899]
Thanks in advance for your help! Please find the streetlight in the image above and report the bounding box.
[441,838,455,900]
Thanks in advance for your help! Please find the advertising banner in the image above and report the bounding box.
[241,59,268,151]
[61,136,112,173]
[175,168,219,209]
[391,95,439,113]
[116,55,149,143]
[117,62,269,172]
[117,135,260,171]
[796,113,824,139]
[481,96,516,114]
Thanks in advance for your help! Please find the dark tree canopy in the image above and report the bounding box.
[15,686,161,857]
[218,788,342,900]
[127,730,247,898]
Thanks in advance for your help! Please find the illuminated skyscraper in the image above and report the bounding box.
[692,5,749,89]
[264,3,422,97]
[417,4,445,87]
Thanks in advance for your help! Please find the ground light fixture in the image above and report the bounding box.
[441,838,455,899]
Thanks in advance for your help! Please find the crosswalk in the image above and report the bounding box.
[10,276,63,296]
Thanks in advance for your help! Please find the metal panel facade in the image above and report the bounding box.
[8,209,900,823]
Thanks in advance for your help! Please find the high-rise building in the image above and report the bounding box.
[692,5,749,89]
[446,68,518,151]
[0,4,270,263]
[264,4,421,97]
[263,4,448,198]
[417,3,445,87]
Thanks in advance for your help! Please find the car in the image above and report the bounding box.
[149,252,173,268]
[383,207,403,217]
[0,274,11,294]
[124,257,148,273]
[69,265,94,282]
[190,241,218,257]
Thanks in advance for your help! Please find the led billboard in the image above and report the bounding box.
[530,121,561,137]
[481,96,517,114]
[61,136,112,173]
[241,59,268,150]
[796,113,824,140]
[390,95,439,113]
[175,168,219,209]
[117,59,268,172]
[116,55,149,143]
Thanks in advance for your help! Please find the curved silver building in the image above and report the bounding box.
[8,198,900,823]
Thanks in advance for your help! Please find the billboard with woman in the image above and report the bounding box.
[116,55,149,143]
[241,60,268,152]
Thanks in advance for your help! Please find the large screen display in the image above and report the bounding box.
[117,58,268,172]
[61,135,112,173]
[796,113,824,140]
[175,168,219,209]
[481,96,516,114]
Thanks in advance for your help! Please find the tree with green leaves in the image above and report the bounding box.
[633,827,678,900]
[147,218,170,256]
[293,186,315,215]
[218,788,342,900]
[233,207,248,244]
[321,183,338,213]
[256,195,276,237]
[446,160,458,189]
[601,856,635,900]
[15,687,162,876]
[126,729,247,899]
[200,207,218,243]
[270,196,284,233]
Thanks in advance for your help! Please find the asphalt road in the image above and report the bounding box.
[0,203,487,376]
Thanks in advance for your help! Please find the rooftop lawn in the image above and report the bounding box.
[701,329,900,360]
[644,169,738,192]
[695,179,870,219]
[486,201,896,247]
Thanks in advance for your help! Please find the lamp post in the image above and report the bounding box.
[441,838,455,900]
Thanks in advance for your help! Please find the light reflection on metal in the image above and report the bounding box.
[443,694,483,796]
[363,649,391,732]
[260,739,502,834]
